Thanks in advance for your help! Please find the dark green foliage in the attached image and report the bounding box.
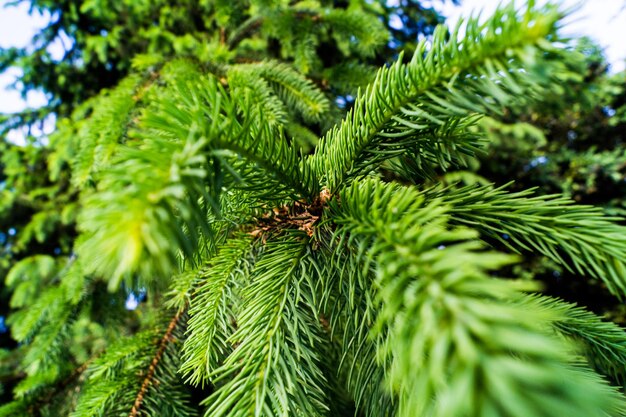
[3,1,626,416]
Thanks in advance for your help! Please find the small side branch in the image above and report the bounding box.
[128,309,185,417]
[227,16,264,50]
[227,11,321,50]
[27,356,95,414]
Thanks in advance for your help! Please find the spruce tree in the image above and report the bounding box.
[3,1,626,417]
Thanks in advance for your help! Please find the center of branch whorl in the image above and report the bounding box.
[251,189,332,239]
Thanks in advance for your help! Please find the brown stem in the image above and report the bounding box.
[128,309,185,417]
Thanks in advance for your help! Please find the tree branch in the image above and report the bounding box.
[128,309,185,417]
[227,16,264,50]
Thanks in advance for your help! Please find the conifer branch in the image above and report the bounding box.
[7,2,626,416]
[69,74,145,188]
[427,183,626,297]
[321,247,395,416]
[30,357,94,413]
[330,179,626,417]
[129,308,186,417]
[248,61,330,123]
[227,10,322,51]
[227,16,264,50]
[524,295,626,383]
[310,3,563,191]
[204,237,329,417]
[180,236,253,387]
[77,65,314,286]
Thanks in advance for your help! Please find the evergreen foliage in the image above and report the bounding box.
[3,1,626,416]
[0,0,433,133]
[460,35,626,320]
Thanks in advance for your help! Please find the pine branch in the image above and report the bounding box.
[69,74,144,187]
[7,2,626,416]
[227,9,323,52]
[129,308,186,417]
[322,61,377,95]
[310,2,564,191]
[228,16,264,50]
[29,356,94,413]
[9,286,66,344]
[330,179,626,417]
[227,66,289,128]
[77,62,314,286]
[524,295,626,383]
[248,61,330,123]
[76,63,223,287]
[180,236,254,387]
[427,183,626,298]
[72,312,196,417]
[336,267,394,416]
[203,236,329,417]
[314,236,396,416]
[323,9,388,58]
[0,354,95,417]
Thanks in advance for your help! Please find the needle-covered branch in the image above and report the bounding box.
[310,3,567,190]
[426,183,626,297]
